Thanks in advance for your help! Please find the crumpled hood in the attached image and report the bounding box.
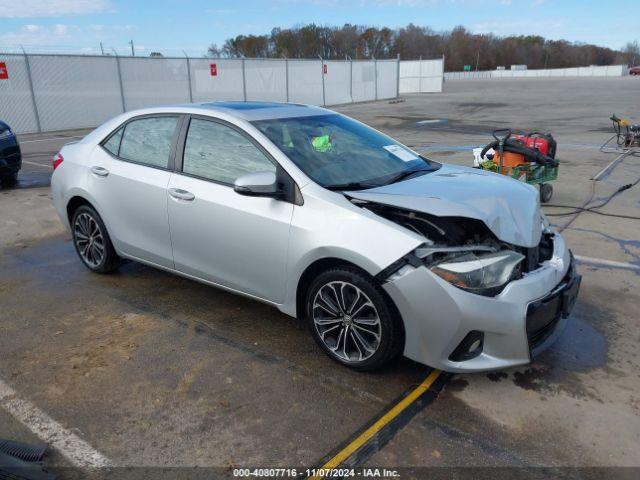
[347,164,542,247]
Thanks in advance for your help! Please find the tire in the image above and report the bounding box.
[540,183,553,203]
[305,267,403,371]
[71,205,121,273]
[0,171,18,185]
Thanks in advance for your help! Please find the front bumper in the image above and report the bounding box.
[383,232,579,372]
[0,139,21,174]
[526,257,581,356]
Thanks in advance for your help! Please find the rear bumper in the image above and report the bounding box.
[383,231,577,372]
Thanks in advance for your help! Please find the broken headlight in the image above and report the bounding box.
[430,250,524,296]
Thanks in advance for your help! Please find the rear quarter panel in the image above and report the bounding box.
[51,142,107,232]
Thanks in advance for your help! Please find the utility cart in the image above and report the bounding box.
[474,129,559,203]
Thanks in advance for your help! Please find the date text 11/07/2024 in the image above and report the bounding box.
[232,468,400,478]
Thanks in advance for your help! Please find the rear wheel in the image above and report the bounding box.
[306,267,403,371]
[71,205,120,273]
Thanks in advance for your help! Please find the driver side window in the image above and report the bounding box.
[182,118,275,184]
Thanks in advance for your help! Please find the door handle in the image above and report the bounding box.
[90,166,109,177]
[168,188,195,201]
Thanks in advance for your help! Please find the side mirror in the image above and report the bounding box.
[234,171,281,198]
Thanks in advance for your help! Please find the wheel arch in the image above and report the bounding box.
[295,257,362,320]
[66,195,94,224]
[64,193,120,255]
[294,257,406,348]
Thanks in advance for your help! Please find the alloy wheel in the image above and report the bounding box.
[74,212,105,268]
[312,281,382,362]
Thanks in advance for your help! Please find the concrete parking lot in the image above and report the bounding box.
[1,77,639,478]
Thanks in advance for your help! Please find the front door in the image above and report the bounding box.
[167,117,293,303]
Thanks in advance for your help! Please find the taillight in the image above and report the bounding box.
[52,152,64,170]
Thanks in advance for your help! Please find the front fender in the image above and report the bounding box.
[278,186,423,317]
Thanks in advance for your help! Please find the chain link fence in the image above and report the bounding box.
[0,52,443,134]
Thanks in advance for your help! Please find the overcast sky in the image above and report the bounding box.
[0,0,636,56]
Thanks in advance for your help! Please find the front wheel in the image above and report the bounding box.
[306,267,403,371]
[0,171,18,185]
[71,205,121,273]
[540,183,553,203]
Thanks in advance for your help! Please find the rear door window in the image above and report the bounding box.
[118,116,179,168]
[102,127,123,156]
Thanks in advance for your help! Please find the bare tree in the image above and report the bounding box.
[622,41,639,66]
[207,44,222,58]
[208,23,627,69]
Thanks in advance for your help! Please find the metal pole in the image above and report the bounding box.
[21,46,41,133]
[396,53,401,99]
[183,50,193,103]
[113,48,126,112]
[241,56,247,101]
[419,55,423,93]
[441,54,445,91]
[319,55,326,106]
[373,56,378,101]
[592,150,632,181]
[349,57,354,102]
[284,55,289,102]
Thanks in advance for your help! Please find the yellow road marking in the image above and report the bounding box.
[309,369,441,479]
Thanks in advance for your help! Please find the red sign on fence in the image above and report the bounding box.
[210,63,217,77]
[0,62,8,80]
[323,64,327,75]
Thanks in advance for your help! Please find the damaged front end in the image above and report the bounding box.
[351,199,554,297]
[342,172,575,371]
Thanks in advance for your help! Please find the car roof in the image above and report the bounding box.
[181,101,331,121]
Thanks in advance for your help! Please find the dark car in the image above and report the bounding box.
[0,120,21,184]
[630,66,640,76]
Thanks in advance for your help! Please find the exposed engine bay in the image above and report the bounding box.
[350,198,554,295]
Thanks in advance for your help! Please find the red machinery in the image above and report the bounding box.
[512,132,557,158]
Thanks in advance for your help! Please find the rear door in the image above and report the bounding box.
[167,116,294,303]
[90,114,182,268]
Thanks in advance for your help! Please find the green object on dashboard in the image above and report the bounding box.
[312,134,332,152]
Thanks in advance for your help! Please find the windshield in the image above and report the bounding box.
[252,114,439,189]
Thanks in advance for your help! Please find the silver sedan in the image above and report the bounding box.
[51,102,580,372]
